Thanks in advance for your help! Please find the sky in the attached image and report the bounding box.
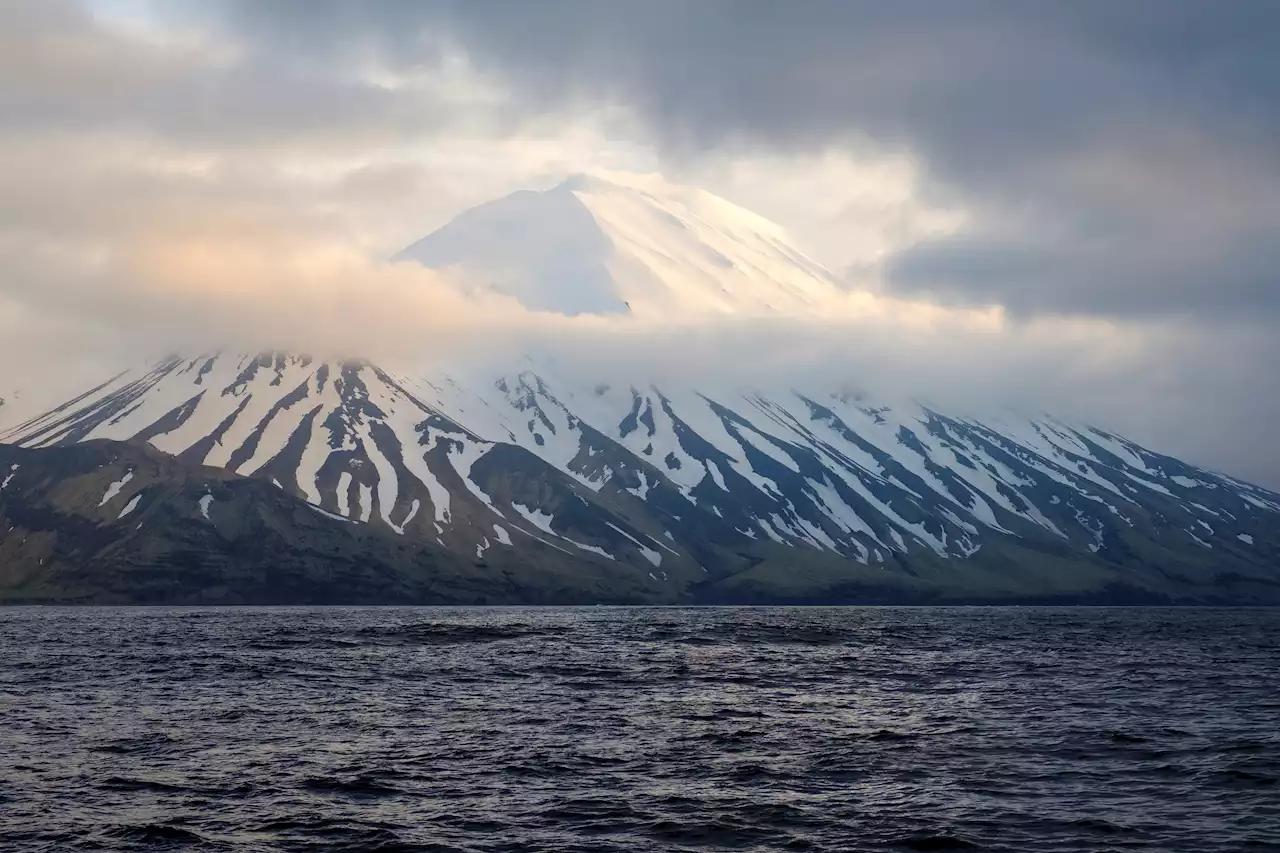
[1,0,1277,486]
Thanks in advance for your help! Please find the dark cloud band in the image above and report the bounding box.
[202,0,1280,321]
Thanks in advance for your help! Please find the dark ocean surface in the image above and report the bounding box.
[1,606,1278,852]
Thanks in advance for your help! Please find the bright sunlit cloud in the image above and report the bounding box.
[1,0,1278,486]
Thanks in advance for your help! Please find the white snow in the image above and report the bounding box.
[1237,533,1254,545]
[203,361,316,469]
[704,459,728,491]
[1123,473,1175,496]
[336,471,352,517]
[117,494,142,519]
[198,494,213,519]
[512,502,556,536]
[1242,493,1280,512]
[804,475,886,548]
[309,504,350,523]
[389,499,420,536]
[565,539,615,560]
[1,464,17,490]
[605,522,662,565]
[1188,530,1213,549]
[449,441,506,518]
[492,524,512,545]
[358,483,374,523]
[629,470,652,500]
[352,421,399,530]
[509,501,614,558]
[399,438,455,525]
[98,472,134,506]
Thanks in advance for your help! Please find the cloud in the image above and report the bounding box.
[3,126,1272,485]
[3,0,520,156]
[0,1,1276,488]
[197,0,1280,321]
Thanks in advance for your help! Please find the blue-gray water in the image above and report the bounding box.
[2,606,1278,852]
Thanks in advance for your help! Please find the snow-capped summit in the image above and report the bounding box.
[3,174,1279,604]
[394,171,843,318]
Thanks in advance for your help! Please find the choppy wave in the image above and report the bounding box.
[1,605,1277,851]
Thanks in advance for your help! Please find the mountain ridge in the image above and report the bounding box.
[2,351,1277,604]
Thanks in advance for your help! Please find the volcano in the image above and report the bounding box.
[2,175,1277,604]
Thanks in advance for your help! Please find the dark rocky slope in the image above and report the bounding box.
[0,441,668,605]
[2,438,1278,605]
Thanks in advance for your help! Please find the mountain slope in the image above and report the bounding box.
[3,352,1278,604]
[2,173,1278,604]
[0,440,674,605]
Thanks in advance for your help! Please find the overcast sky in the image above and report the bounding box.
[2,0,1277,486]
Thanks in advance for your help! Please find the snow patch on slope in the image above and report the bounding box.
[99,472,134,506]
[117,494,142,520]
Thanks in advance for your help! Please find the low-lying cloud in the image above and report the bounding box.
[3,139,1268,487]
[0,1,1276,489]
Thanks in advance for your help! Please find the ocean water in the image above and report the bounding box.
[1,606,1277,852]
